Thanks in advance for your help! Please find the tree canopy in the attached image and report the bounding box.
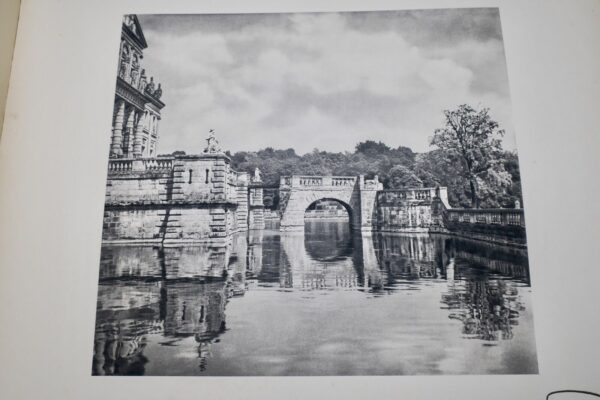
[430,104,507,208]
[224,105,522,209]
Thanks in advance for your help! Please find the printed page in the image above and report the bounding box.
[0,1,598,399]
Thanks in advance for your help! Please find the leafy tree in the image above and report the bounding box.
[386,165,423,189]
[355,140,391,157]
[430,104,505,208]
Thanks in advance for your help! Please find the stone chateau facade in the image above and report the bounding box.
[110,15,164,159]
[103,16,263,244]
[102,15,526,247]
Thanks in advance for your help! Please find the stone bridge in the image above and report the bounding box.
[278,175,383,232]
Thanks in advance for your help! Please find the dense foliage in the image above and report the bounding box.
[225,139,522,209]
[430,104,508,208]
[164,106,522,209]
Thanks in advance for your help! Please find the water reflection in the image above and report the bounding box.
[93,221,537,375]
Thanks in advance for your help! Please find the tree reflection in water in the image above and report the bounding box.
[372,233,529,343]
[92,223,535,375]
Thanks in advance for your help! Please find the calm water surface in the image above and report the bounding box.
[93,220,537,375]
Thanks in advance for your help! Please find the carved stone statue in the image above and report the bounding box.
[145,77,155,95]
[154,83,162,99]
[124,15,136,34]
[253,167,262,182]
[119,46,130,79]
[204,129,222,154]
[138,69,147,91]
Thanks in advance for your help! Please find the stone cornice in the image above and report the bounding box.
[175,153,231,162]
[144,91,166,110]
[116,77,147,111]
[116,77,165,111]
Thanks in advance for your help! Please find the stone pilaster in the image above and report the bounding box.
[110,100,125,157]
[132,111,145,157]
[124,108,135,157]
[210,158,227,202]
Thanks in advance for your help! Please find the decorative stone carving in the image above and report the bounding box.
[253,167,262,183]
[145,77,155,95]
[138,69,147,92]
[130,54,140,86]
[204,129,222,154]
[119,46,130,79]
[123,15,137,34]
[154,83,162,99]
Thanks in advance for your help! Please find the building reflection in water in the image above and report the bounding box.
[93,236,247,375]
[93,221,533,375]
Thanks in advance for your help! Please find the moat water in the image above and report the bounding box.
[92,220,538,376]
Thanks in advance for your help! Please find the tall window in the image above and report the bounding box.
[188,169,193,184]
[205,169,210,184]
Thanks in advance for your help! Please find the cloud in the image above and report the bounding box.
[138,10,515,155]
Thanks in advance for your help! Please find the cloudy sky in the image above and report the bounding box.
[137,9,515,155]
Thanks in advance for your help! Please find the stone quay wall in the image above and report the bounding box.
[102,154,251,244]
[440,207,526,247]
[375,188,449,233]
[374,186,526,247]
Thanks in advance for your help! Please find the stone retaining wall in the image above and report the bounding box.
[103,153,249,243]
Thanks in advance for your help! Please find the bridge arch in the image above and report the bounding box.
[304,197,353,222]
[279,176,362,231]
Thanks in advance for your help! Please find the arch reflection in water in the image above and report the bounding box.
[93,222,537,375]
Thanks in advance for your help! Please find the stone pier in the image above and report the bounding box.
[102,151,250,244]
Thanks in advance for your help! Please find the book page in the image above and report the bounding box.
[0,0,598,399]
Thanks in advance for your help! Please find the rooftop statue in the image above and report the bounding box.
[154,83,162,99]
[138,69,147,92]
[253,167,262,183]
[204,129,222,154]
[123,15,137,34]
[145,77,155,95]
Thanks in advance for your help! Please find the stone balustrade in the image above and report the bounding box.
[445,208,525,227]
[379,188,437,201]
[299,176,323,186]
[142,158,172,171]
[108,157,173,175]
[331,177,357,186]
[281,175,358,188]
[107,159,133,173]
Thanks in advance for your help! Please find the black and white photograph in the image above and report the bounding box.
[93,8,538,376]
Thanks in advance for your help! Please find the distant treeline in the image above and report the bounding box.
[221,140,522,209]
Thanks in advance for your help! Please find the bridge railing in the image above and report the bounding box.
[379,188,437,200]
[280,175,358,188]
[445,208,525,227]
[377,188,450,207]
